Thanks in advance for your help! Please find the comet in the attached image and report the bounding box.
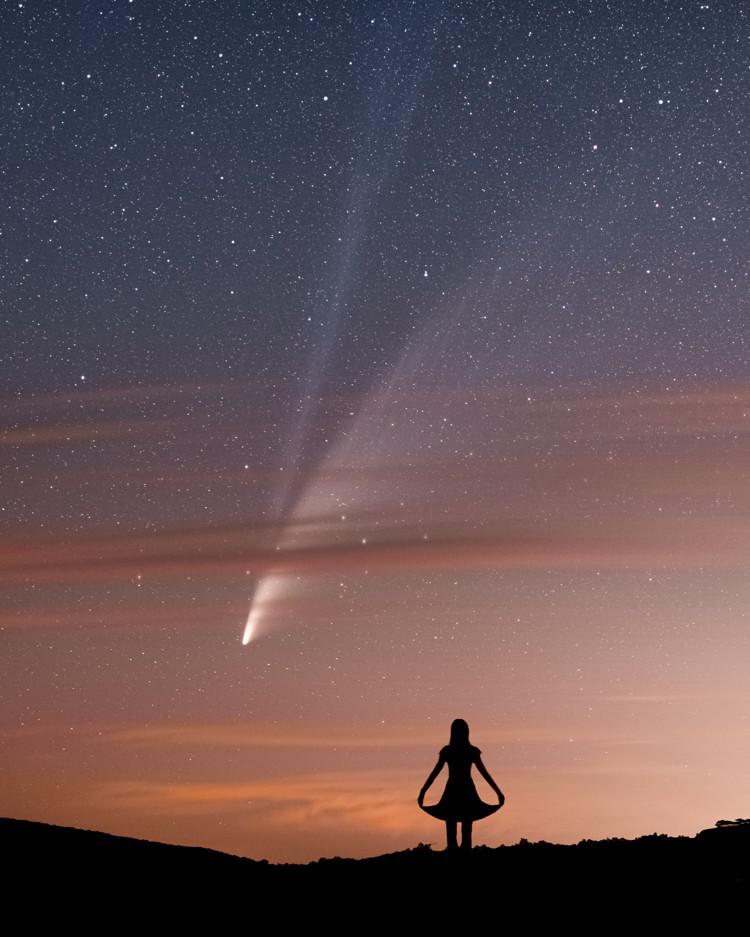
[241,573,296,645]
[239,305,461,646]
[241,606,256,646]
[242,580,269,645]
[237,64,432,648]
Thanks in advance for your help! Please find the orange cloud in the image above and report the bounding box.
[2,518,749,587]
[0,417,182,447]
[107,720,625,750]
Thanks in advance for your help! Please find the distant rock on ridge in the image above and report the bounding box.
[697,818,750,841]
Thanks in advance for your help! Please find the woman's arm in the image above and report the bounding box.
[418,753,446,806]
[475,755,505,805]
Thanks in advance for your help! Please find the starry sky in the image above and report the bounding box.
[3,1,750,863]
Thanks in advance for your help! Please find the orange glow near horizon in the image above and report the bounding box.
[1,705,747,862]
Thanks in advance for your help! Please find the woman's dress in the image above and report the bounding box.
[420,744,501,822]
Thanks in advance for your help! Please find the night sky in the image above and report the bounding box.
[3,1,750,863]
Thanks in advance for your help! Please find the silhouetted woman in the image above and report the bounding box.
[418,718,505,851]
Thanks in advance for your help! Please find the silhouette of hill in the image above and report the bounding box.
[2,816,746,920]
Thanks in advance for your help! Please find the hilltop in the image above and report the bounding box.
[2,816,747,919]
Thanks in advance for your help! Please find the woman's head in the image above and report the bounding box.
[449,718,470,746]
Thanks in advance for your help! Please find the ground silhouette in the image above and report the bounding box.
[2,815,747,921]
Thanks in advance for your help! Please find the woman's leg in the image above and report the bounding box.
[461,820,473,850]
[446,820,458,851]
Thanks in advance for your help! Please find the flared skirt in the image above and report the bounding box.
[420,778,501,822]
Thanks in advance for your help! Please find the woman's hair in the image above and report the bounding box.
[449,718,470,746]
